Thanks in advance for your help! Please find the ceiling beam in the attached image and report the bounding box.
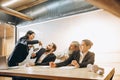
[0,6,33,20]
[86,0,120,18]
[15,0,48,11]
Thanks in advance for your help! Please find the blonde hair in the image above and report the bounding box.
[82,39,93,48]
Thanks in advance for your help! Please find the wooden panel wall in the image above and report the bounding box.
[0,23,14,38]
[0,23,15,80]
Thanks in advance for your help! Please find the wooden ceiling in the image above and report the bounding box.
[86,0,120,18]
[0,0,47,20]
[0,0,120,21]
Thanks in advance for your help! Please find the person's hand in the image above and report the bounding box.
[49,62,56,68]
[31,53,36,57]
[39,41,42,46]
[28,45,33,49]
[71,60,79,68]
[98,67,104,75]
[33,48,39,52]
[92,65,99,73]
[87,64,104,75]
[26,62,35,67]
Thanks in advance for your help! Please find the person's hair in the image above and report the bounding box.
[24,30,35,39]
[71,41,80,47]
[69,41,80,51]
[52,43,57,52]
[82,39,93,48]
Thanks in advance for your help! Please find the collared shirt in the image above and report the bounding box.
[79,51,88,63]
[37,53,49,63]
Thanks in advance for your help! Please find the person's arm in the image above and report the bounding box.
[35,54,56,66]
[30,48,44,59]
[30,53,37,59]
[55,52,76,67]
[79,52,95,68]
[19,38,41,46]
[27,40,39,44]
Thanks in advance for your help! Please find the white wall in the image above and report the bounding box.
[17,10,120,66]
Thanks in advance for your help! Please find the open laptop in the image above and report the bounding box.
[0,56,19,70]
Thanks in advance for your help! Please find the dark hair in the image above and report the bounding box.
[24,30,35,39]
[52,43,57,52]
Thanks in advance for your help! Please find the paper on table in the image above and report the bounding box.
[8,66,19,69]
[39,66,50,68]
[58,66,76,69]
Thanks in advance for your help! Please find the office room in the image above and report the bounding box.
[0,0,120,80]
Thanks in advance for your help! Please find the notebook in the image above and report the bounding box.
[0,56,19,70]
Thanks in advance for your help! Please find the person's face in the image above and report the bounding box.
[46,43,54,51]
[28,33,35,40]
[69,43,76,51]
[80,41,90,53]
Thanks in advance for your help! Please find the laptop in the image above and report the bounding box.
[0,56,19,70]
[0,56,8,69]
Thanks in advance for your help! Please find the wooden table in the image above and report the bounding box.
[0,66,115,80]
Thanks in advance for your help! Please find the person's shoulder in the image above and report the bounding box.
[88,51,95,56]
[52,53,56,57]
[49,53,56,58]
[50,52,55,55]
[40,47,45,50]
[19,36,27,41]
[20,36,26,39]
[38,48,46,52]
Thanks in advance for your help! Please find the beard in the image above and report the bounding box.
[68,50,73,55]
[45,49,51,52]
